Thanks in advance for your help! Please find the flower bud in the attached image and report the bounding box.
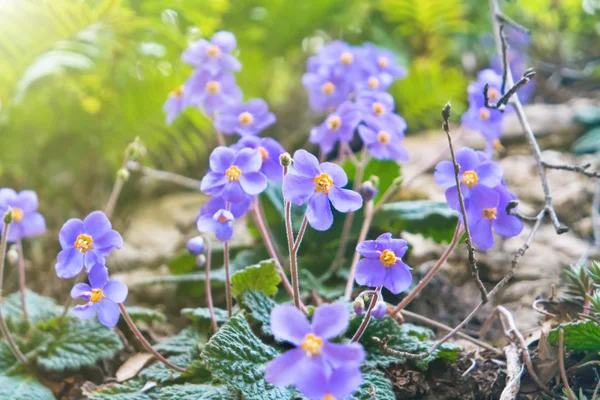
[371,301,387,319]
[359,181,378,202]
[279,152,292,167]
[353,297,365,316]
[195,254,207,268]
[126,137,147,161]
[6,246,18,265]
[3,208,13,224]
[368,175,380,187]
[117,168,130,181]
[392,176,403,186]
[187,236,205,256]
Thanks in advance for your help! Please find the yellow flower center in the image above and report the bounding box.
[323,395,336,400]
[74,234,94,254]
[488,88,499,100]
[377,131,390,144]
[380,249,397,268]
[206,44,221,57]
[258,146,269,160]
[321,82,335,95]
[238,111,254,125]
[372,102,385,116]
[171,86,184,98]
[378,56,389,69]
[225,166,242,182]
[493,139,504,151]
[368,76,379,89]
[340,51,353,65]
[314,173,333,194]
[483,207,497,220]
[11,208,24,223]
[206,81,221,95]
[327,116,342,131]
[461,170,479,188]
[479,107,490,121]
[301,333,323,357]
[90,288,104,303]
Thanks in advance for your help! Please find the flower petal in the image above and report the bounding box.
[322,342,366,368]
[434,161,457,190]
[282,173,314,206]
[20,213,45,238]
[328,187,362,213]
[59,219,84,249]
[103,280,128,304]
[307,192,333,231]
[292,149,321,178]
[476,161,503,187]
[221,181,249,204]
[355,258,385,288]
[209,146,235,173]
[212,31,237,52]
[71,283,92,300]
[239,171,267,195]
[471,218,494,250]
[89,264,109,289]
[72,303,97,320]
[94,230,124,253]
[15,190,38,212]
[265,348,314,387]
[83,251,104,272]
[384,262,413,294]
[97,299,121,328]
[356,239,382,258]
[311,302,350,339]
[200,172,227,193]
[326,365,363,399]
[270,304,310,345]
[84,211,112,239]
[197,214,219,234]
[55,248,84,278]
[455,148,480,172]
[234,148,262,172]
[320,162,348,187]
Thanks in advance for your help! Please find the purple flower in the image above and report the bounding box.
[197,209,234,242]
[315,40,363,80]
[434,147,503,211]
[186,236,205,256]
[461,69,504,143]
[371,301,387,319]
[163,85,188,125]
[200,147,268,203]
[214,99,276,137]
[55,211,123,279]
[181,31,241,74]
[353,72,394,93]
[355,233,412,294]
[186,70,242,115]
[0,189,45,242]
[231,136,285,182]
[358,121,409,162]
[309,101,361,155]
[466,184,524,250]
[360,43,407,83]
[71,264,128,328]
[282,150,363,231]
[302,69,351,112]
[198,195,252,220]
[265,303,365,390]
[296,366,363,400]
[355,91,407,132]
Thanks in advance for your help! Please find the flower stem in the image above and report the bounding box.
[389,223,463,316]
[224,202,233,318]
[0,221,28,364]
[119,304,187,373]
[351,287,381,343]
[285,201,302,310]
[16,241,28,322]
[203,237,218,332]
[104,176,126,219]
[344,199,374,299]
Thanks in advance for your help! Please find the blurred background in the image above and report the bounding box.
[0,0,599,310]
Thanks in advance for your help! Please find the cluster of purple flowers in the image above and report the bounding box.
[266,303,365,399]
[0,189,46,242]
[55,211,127,328]
[303,41,410,162]
[434,147,524,250]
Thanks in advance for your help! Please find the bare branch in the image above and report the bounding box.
[495,12,530,34]
[542,161,600,179]
[484,68,536,111]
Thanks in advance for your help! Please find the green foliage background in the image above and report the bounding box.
[0,0,597,218]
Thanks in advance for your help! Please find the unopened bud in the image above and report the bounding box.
[353,297,365,316]
[371,301,388,319]
[126,137,146,161]
[3,209,13,224]
[117,168,130,181]
[187,236,206,256]
[195,254,207,268]
[6,246,18,265]
[392,176,403,186]
[279,152,292,167]
[359,181,378,202]
[368,175,380,187]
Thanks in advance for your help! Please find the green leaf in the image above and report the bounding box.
[548,321,600,352]
[201,314,291,399]
[139,352,194,383]
[372,200,458,243]
[0,341,17,374]
[231,259,280,298]
[36,318,123,372]
[573,127,600,154]
[157,384,233,400]
[0,375,55,400]
[182,307,229,330]
[154,326,203,355]
[82,379,152,400]
[239,290,277,336]
[351,369,395,400]
[2,290,62,324]
[343,158,400,204]
[124,307,167,323]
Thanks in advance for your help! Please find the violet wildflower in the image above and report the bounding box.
[371,301,387,319]
[198,195,252,220]
[295,365,363,400]
[181,31,241,74]
[186,70,242,115]
[309,101,361,155]
[302,69,350,112]
[358,121,409,162]
[361,43,407,83]
[0,189,45,242]
[353,71,393,93]
[231,136,285,182]
[265,303,365,389]
[355,233,412,294]
[71,264,128,328]
[466,184,524,250]
[197,209,234,242]
[163,85,188,125]
[434,147,503,211]
[214,99,276,137]
[55,211,123,279]
[316,40,362,79]
[186,236,205,256]
[200,147,268,203]
[355,91,407,131]
[282,150,363,231]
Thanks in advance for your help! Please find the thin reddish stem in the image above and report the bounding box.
[344,200,374,299]
[351,287,381,343]
[204,238,218,332]
[16,241,28,322]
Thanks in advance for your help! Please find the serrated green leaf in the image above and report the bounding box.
[36,318,122,372]
[154,326,203,355]
[231,259,280,299]
[351,369,395,400]
[201,314,290,399]
[157,384,233,400]
[548,321,600,352]
[82,379,152,400]
[139,352,194,383]
[343,158,400,204]
[2,290,62,324]
[124,307,167,323]
[181,307,229,327]
[0,375,55,400]
[239,290,276,336]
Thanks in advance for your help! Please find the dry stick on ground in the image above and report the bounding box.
[558,329,577,400]
[500,343,524,400]
[441,102,487,302]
